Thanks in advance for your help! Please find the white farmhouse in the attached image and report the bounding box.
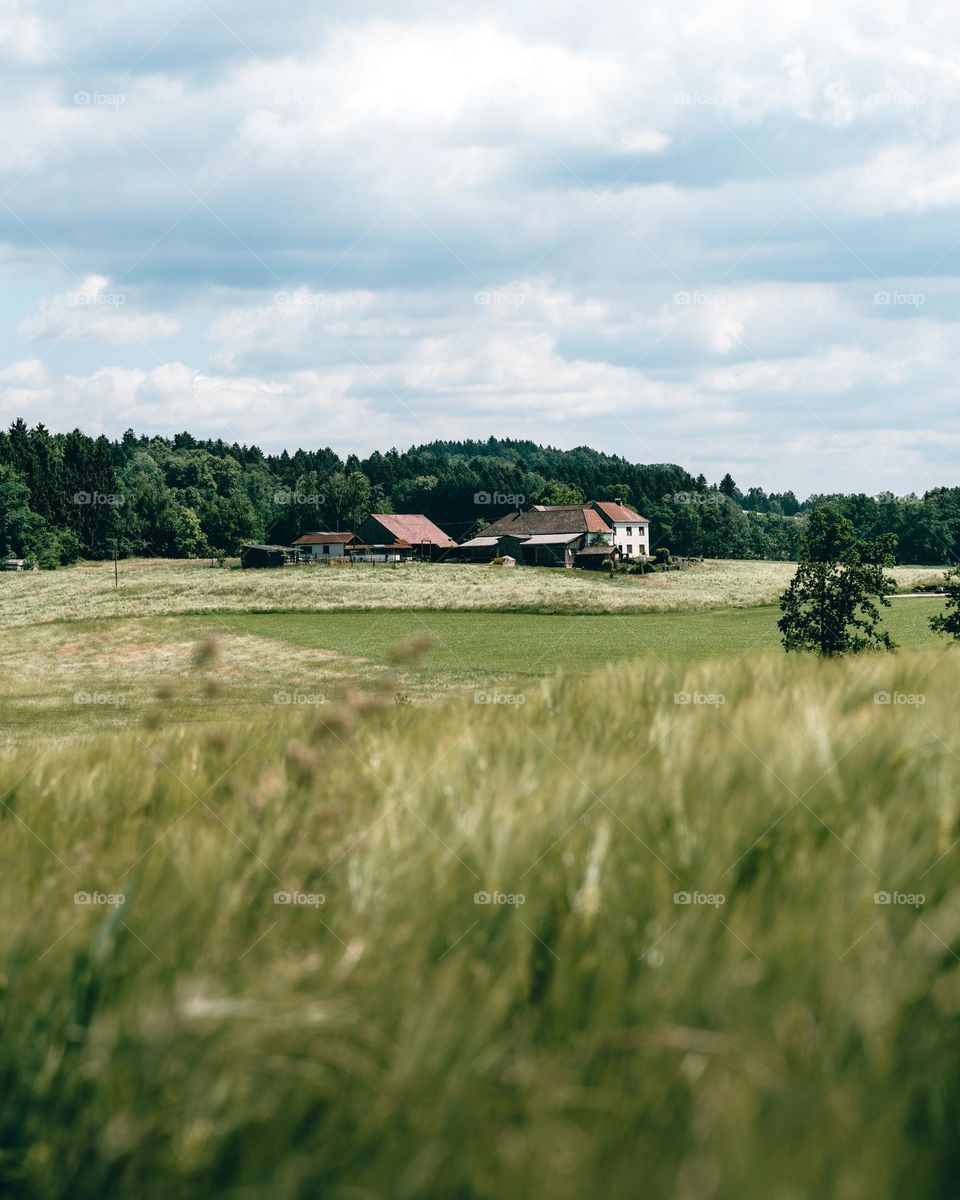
[592,500,650,559]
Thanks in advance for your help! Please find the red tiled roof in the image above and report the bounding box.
[593,501,647,524]
[367,514,457,548]
[293,532,357,545]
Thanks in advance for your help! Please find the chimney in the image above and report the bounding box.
[614,496,623,506]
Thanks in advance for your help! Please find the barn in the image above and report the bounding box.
[356,514,457,561]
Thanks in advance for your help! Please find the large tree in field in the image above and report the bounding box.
[930,567,960,641]
[778,509,899,656]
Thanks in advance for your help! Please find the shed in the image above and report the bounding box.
[240,544,292,569]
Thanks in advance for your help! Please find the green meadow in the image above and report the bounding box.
[212,595,946,675]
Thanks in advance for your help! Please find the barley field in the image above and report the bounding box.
[2,647,960,1197]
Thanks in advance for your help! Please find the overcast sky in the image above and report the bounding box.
[1,0,958,495]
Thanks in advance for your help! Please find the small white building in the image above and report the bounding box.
[292,532,358,560]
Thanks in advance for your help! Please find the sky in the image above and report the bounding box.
[0,0,958,496]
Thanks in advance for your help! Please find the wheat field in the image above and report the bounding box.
[2,645,960,1197]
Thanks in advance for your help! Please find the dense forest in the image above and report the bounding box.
[0,419,958,566]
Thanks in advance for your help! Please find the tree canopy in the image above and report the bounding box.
[0,420,957,567]
[778,510,899,656]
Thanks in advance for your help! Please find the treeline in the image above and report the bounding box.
[0,421,957,566]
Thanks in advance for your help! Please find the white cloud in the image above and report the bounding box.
[18,275,180,344]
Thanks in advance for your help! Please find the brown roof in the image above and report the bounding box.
[366,514,457,548]
[480,506,607,538]
[593,501,647,524]
[349,540,412,550]
[576,545,619,556]
[293,532,357,545]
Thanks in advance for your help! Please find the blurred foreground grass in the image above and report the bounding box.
[3,646,960,1196]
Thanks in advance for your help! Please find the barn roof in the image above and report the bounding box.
[367,513,457,548]
[292,532,357,545]
[481,507,605,537]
